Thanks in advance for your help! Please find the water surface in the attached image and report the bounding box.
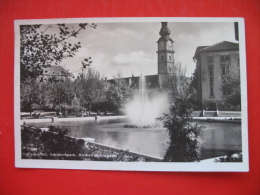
[29,118,242,160]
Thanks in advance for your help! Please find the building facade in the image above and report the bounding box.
[39,65,71,83]
[193,41,239,110]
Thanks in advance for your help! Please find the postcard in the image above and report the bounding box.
[15,17,248,171]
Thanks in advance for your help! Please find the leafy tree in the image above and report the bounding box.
[105,84,123,112]
[190,64,198,92]
[158,62,203,162]
[220,58,241,109]
[74,68,109,111]
[106,72,133,113]
[160,62,190,98]
[20,78,41,114]
[49,78,75,111]
[158,97,202,162]
[20,23,96,81]
[20,22,97,113]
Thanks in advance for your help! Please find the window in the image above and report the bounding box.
[221,64,230,76]
[220,55,230,63]
[207,56,213,64]
[221,65,226,75]
[161,55,164,61]
[220,55,230,76]
[210,77,213,86]
[209,66,213,76]
[169,55,171,60]
[210,86,214,97]
[208,65,214,97]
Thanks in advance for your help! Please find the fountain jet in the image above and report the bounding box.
[125,75,169,127]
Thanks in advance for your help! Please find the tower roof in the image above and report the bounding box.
[159,22,171,37]
[157,22,174,43]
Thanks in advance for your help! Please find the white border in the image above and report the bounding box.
[14,17,248,172]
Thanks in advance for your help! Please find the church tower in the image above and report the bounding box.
[157,22,175,75]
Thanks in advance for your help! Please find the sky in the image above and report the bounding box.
[39,21,238,79]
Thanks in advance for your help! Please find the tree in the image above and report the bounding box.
[160,62,190,98]
[158,97,202,162]
[158,62,203,162]
[106,72,133,113]
[74,68,109,111]
[20,22,97,113]
[20,78,41,114]
[220,57,241,109]
[20,23,96,81]
[190,64,198,92]
[49,78,75,111]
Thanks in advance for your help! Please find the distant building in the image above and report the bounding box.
[39,65,71,83]
[193,41,239,110]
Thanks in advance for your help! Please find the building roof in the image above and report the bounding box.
[42,65,70,76]
[193,41,239,60]
[107,74,190,89]
[200,41,239,52]
[107,75,160,89]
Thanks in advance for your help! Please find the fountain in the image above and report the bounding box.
[125,74,168,128]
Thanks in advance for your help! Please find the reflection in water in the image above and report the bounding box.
[29,118,242,160]
[199,121,242,159]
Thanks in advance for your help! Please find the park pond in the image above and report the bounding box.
[28,117,242,160]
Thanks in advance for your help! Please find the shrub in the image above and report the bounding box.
[158,97,203,162]
[215,153,242,162]
[54,104,86,115]
[22,126,86,160]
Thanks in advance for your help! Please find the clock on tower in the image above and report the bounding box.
[159,41,165,50]
[167,41,173,51]
[157,22,175,75]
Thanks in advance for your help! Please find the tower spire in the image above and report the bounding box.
[157,22,175,75]
[159,22,171,37]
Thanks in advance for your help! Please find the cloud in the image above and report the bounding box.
[113,51,148,65]
[173,22,237,76]
[75,47,91,58]
[104,28,144,40]
[111,50,157,77]
[60,22,238,78]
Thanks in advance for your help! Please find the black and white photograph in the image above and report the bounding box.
[15,17,248,171]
